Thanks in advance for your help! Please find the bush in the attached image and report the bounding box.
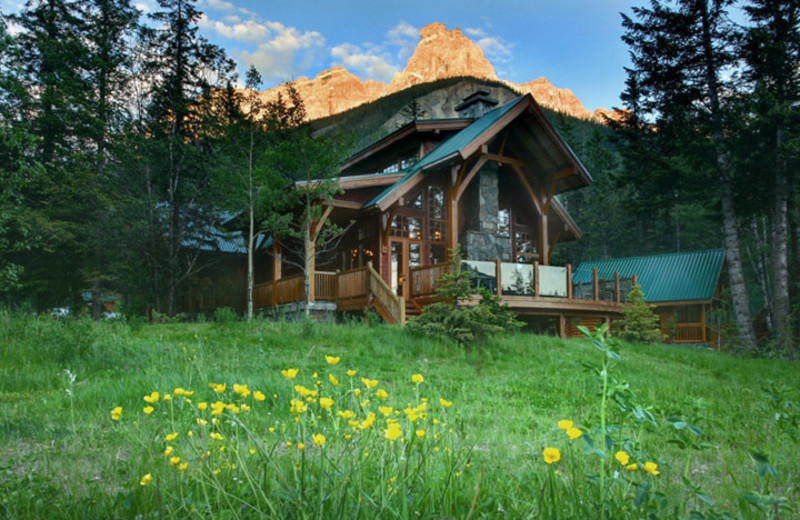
[213,306,239,324]
[408,247,522,345]
[615,282,665,343]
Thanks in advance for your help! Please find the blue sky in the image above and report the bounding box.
[2,0,639,111]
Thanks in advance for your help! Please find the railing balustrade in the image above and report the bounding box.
[410,261,450,298]
[336,266,369,301]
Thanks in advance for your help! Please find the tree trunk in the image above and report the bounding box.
[771,125,792,349]
[700,0,757,349]
[746,218,772,332]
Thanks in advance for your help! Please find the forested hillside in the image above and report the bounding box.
[0,0,797,351]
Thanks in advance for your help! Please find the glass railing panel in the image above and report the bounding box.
[539,265,568,297]
[462,260,497,293]
[500,262,533,296]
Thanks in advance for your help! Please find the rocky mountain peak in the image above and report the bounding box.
[256,22,614,123]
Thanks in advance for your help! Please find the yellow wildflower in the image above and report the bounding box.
[281,368,299,379]
[178,462,188,471]
[143,391,160,403]
[313,433,326,446]
[328,374,340,386]
[361,378,378,389]
[557,420,574,430]
[615,451,631,466]
[268,427,276,432]
[290,399,308,415]
[225,403,240,414]
[174,387,194,396]
[196,418,208,426]
[165,432,179,442]
[644,462,660,476]
[163,446,174,457]
[213,469,220,476]
[543,447,561,464]
[384,422,403,440]
[294,385,318,397]
[187,431,193,437]
[163,394,172,402]
[416,429,426,438]
[240,404,250,412]
[319,397,334,409]
[210,401,226,415]
[439,398,453,407]
[325,355,341,365]
[566,427,583,440]
[253,391,266,401]
[354,389,361,397]
[209,383,227,393]
[209,432,224,441]
[411,373,424,384]
[379,406,394,416]
[627,463,639,471]
[198,402,208,411]
[337,410,355,419]
[297,443,305,450]
[376,389,388,400]
[346,369,357,377]
[110,406,122,421]
[169,456,181,466]
[249,449,256,455]
[360,412,376,429]
[143,406,154,415]
[233,384,251,398]
[139,473,152,486]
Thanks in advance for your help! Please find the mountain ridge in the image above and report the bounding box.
[257,22,623,123]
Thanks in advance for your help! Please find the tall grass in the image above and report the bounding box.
[0,311,797,519]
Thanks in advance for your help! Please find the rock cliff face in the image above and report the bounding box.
[257,22,614,123]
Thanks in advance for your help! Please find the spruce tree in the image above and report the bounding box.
[617,282,664,344]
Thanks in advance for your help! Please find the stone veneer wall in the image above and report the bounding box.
[461,162,512,261]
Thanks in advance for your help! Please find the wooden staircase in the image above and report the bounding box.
[405,299,424,319]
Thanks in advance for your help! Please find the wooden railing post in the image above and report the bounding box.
[495,259,502,296]
[592,267,599,301]
[614,271,621,303]
[566,264,573,299]
[533,261,540,297]
[399,296,406,325]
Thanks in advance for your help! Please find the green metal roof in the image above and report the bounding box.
[364,95,528,209]
[572,249,725,303]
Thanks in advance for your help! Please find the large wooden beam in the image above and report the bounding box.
[455,156,489,201]
[539,211,549,266]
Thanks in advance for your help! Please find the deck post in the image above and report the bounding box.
[632,273,638,287]
[559,313,566,339]
[272,239,282,307]
[399,296,406,325]
[308,233,316,302]
[701,304,707,344]
[566,264,573,299]
[495,259,502,296]
[614,271,621,302]
[592,267,599,301]
[533,261,540,297]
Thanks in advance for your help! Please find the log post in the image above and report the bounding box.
[272,239,282,307]
[592,267,599,301]
[566,264,573,299]
[533,261,540,297]
[559,313,566,339]
[614,271,621,303]
[495,259,502,296]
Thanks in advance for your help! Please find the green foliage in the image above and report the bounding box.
[212,306,239,324]
[616,282,665,344]
[409,247,522,345]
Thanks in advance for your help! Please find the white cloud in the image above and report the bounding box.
[464,27,487,38]
[331,43,397,83]
[198,14,269,42]
[236,25,325,84]
[475,36,513,62]
[199,0,256,18]
[386,21,419,63]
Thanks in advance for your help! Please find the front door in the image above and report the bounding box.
[389,239,421,300]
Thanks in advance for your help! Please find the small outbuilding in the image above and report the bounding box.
[573,249,726,345]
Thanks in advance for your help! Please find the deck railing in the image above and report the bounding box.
[410,261,450,299]
[276,275,304,304]
[336,266,370,301]
[367,263,405,324]
[315,271,337,301]
[253,281,273,308]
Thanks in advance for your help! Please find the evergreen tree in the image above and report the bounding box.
[616,281,665,343]
[621,0,757,349]
[741,0,800,350]
[139,0,235,316]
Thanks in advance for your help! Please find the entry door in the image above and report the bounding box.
[389,239,421,300]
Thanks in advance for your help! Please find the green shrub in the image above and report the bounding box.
[213,306,239,324]
[616,282,665,343]
[408,247,522,345]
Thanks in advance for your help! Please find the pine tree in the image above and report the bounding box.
[616,282,664,344]
[621,0,757,349]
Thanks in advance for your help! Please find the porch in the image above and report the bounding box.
[253,259,632,337]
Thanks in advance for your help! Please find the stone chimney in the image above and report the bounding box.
[454,90,499,119]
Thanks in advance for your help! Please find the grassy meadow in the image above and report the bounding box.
[1,312,798,519]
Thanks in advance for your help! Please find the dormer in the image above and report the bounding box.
[454,90,500,119]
